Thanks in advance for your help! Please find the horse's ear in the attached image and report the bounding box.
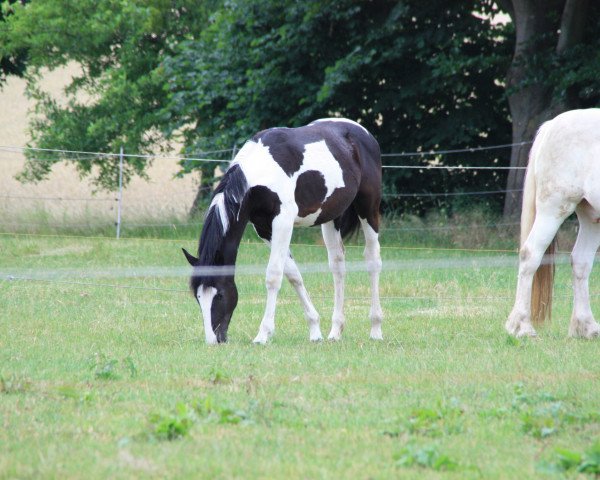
[182,248,199,266]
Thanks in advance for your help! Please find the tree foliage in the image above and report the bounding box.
[0,0,219,189]
[161,0,514,214]
[0,0,27,85]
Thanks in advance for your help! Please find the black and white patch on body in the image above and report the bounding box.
[233,136,346,227]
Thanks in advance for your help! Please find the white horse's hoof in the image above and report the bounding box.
[253,330,272,344]
[506,310,537,338]
[569,318,600,339]
[506,321,537,338]
[327,332,342,341]
[370,332,383,341]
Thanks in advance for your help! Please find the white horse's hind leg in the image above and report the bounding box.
[322,221,346,340]
[284,254,323,341]
[253,212,296,344]
[569,205,600,338]
[360,218,383,340]
[506,211,566,337]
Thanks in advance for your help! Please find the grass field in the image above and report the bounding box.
[1,227,599,479]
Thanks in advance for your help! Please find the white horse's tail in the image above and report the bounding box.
[523,122,556,325]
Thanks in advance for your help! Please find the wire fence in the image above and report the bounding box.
[0,140,532,238]
[0,137,588,307]
[2,249,597,304]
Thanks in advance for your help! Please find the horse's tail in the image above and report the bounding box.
[523,122,556,325]
[338,204,361,240]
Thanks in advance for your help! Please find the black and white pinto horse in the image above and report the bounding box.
[506,108,600,339]
[183,118,383,344]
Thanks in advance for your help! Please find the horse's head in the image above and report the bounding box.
[183,248,238,344]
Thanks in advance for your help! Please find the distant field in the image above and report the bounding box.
[0,64,200,224]
[1,230,599,478]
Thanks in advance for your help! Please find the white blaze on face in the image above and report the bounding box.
[197,286,218,344]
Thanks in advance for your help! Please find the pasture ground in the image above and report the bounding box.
[1,225,599,479]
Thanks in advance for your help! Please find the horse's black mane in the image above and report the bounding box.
[196,163,249,276]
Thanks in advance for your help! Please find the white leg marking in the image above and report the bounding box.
[284,254,323,341]
[569,210,600,338]
[198,286,218,345]
[322,222,346,341]
[360,218,383,340]
[506,211,565,337]
[253,210,296,344]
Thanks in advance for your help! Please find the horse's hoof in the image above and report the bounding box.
[252,334,269,345]
[370,326,383,340]
[505,310,537,338]
[506,322,537,338]
[569,319,600,339]
[327,324,343,341]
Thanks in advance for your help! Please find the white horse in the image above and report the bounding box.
[506,108,600,338]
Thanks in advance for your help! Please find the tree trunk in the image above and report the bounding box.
[502,0,557,218]
[502,0,589,218]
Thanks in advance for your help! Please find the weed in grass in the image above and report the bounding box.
[89,353,137,380]
[505,335,530,348]
[149,402,196,441]
[0,373,31,394]
[386,398,464,438]
[394,444,459,471]
[56,385,94,404]
[537,442,600,476]
[511,382,557,408]
[122,356,137,378]
[511,385,598,439]
[147,397,253,441]
[193,396,252,425]
[207,367,231,385]
[520,404,562,439]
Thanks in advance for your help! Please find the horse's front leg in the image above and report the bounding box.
[253,212,296,344]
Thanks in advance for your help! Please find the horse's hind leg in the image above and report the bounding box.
[284,253,323,341]
[322,221,346,340]
[506,210,566,337]
[569,203,600,338]
[359,217,383,340]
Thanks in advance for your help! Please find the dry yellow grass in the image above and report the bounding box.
[0,64,200,225]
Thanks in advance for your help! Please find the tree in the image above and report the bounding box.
[161,0,514,215]
[0,0,27,86]
[2,0,517,217]
[0,0,220,189]
[498,0,600,217]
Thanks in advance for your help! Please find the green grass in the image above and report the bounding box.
[1,226,599,479]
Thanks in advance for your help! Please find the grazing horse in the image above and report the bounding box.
[506,108,600,338]
[183,118,383,344]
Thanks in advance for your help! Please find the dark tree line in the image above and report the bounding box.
[1,0,599,217]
